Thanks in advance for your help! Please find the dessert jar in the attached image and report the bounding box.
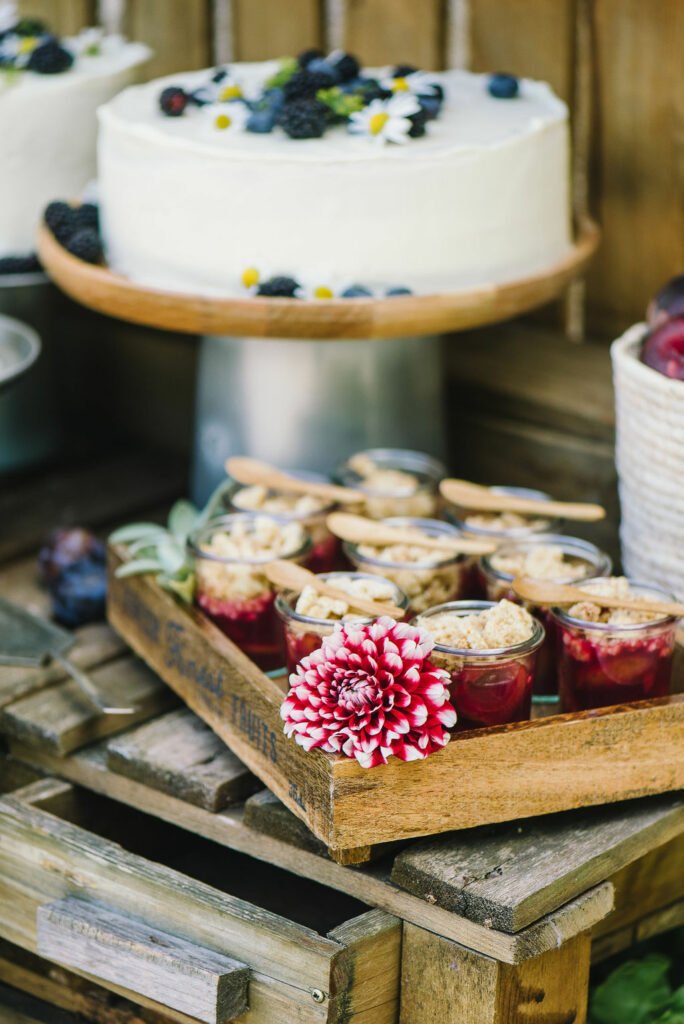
[223,474,339,573]
[343,517,467,614]
[552,580,678,712]
[481,535,612,699]
[276,572,409,676]
[335,448,446,520]
[189,513,311,671]
[444,486,563,598]
[414,600,545,730]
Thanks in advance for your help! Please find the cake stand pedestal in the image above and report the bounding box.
[37,219,599,501]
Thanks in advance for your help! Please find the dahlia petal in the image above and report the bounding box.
[393,742,428,762]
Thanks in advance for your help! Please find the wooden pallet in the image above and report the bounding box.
[107,544,684,864]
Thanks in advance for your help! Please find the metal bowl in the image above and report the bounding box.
[0,314,41,393]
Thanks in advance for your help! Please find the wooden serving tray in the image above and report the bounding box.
[108,545,684,864]
[37,219,599,340]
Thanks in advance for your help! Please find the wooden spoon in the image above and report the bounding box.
[326,512,497,556]
[226,456,363,505]
[265,560,406,618]
[512,577,684,617]
[439,479,606,523]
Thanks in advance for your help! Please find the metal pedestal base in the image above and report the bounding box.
[191,334,446,503]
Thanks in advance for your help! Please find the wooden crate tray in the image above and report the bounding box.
[107,545,684,864]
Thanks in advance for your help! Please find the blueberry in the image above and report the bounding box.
[488,72,519,99]
[419,96,441,120]
[50,557,107,628]
[247,109,276,133]
[306,57,339,81]
[386,286,413,297]
[342,285,372,298]
[262,87,285,112]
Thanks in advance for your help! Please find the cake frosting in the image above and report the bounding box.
[0,16,149,258]
[98,61,571,297]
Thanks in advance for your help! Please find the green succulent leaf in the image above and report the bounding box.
[114,557,165,578]
[156,535,187,575]
[168,499,200,545]
[158,570,196,604]
[109,522,167,544]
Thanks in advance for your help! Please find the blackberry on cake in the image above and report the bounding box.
[26,41,74,74]
[0,255,41,274]
[278,98,328,138]
[256,276,301,298]
[283,68,335,101]
[44,201,76,243]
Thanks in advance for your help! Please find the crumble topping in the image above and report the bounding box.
[294,576,397,621]
[418,599,536,650]
[348,453,419,496]
[490,544,592,581]
[197,516,305,602]
[464,510,551,532]
[232,484,327,516]
[567,577,664,626]
[357,540,451,567]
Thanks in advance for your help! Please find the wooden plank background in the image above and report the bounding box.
[25,0,683,337]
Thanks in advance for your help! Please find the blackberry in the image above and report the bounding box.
[331,52,360,82]
[0,255,41,275]
[278,98,328,139]
[297,47,324,68]
[283,68,335,101]
[257,276,301,298]
[44,201,76,244]
[408,108,430,138]
[27,41,73,74]
[159,86,188,116]
[65,228,103,264]
[393,63,417,78]
[73,203,99,233]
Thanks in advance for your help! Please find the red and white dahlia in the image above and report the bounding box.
[280,617,457,769]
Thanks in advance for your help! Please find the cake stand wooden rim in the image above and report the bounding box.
[37,218,600,340]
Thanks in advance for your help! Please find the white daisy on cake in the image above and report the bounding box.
[0,2,17,35]
[381,70,440,97]
[348,94,420,145]
[206,101,249,134]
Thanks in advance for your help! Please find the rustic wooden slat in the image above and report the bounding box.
[587,0,684,336]
[0,623,126,711]
[17,0,95,35]
[106,708,258,811]
[469,0,575,103]
[0,657,175,755]
[125,0,212,79]
[636,898,684,943]
[244,790,329,856]
[390,795,684,932]
[9,741,613,963]
[343,0,445,69]
[0,794,343,994]
[328,911,401,1024]
[0,450,183,565]
[400,925,592,1024]
[37,898,250,1024]
[591,925,635,964]
[232,0,322,61]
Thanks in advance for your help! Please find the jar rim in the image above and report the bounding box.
[224,474,337,517]
[334,448,446,497]
[275,571,409,627]
[345,516,465,569]
[413,600,545,658]
[550,579,678,630]
[481,533,613,584]
[188,512,311,565]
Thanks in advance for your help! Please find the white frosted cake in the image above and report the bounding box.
[97,55,571,298]
[0,7,149,261]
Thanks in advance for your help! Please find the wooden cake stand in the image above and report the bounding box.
[38,219,600,499]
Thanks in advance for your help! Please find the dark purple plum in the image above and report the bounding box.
[38,528,105,584]
[647,274,684,326]
[49,557,107,627]
[641,317,684,380]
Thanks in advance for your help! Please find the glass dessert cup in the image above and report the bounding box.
[189,513,311,671]
[276,572,409,676]
[481,534,612,701]
[414,601,544,730]
[552,582,677,712]
[223,474,339,573]
[335,448,446,520]
[444,486,562,599]
[343,516,467,615]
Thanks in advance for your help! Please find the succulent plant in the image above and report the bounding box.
[109,482,228,602]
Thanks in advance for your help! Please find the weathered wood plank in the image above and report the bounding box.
[343,0,445,69]
[636,898,684,942]
[244,790,329,856]
[107,708,258,811]
[0,622,126,710]
[37,898,249,1024]
[232,0,322,61]
[400,924,591,1024]
[0,657,175,754]
[328,911,401,1024]
[593,831,684,937]
[125,0,212,79]
[591,925,635,965]
[390,794,684,932]
[9,741,613,963]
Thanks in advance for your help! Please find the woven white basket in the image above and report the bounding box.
[612,323,684,598]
